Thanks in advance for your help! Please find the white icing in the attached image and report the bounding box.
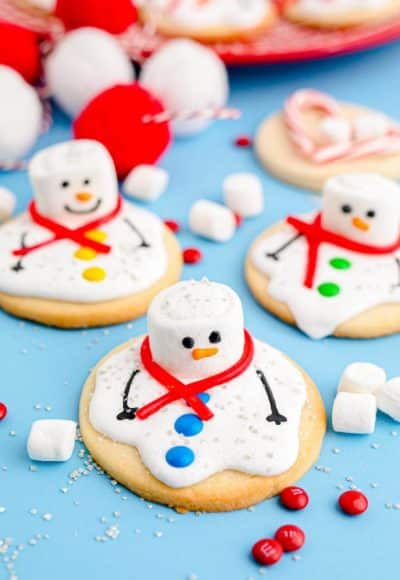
[0,202,168,302]
[148,279,244,379]
[89,336,306,488]
[251,211,400,339]
[139,0,271,29]
[293,0,386,16]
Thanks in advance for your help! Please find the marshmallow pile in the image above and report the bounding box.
[332,362,400,434]
[189,172,264,243]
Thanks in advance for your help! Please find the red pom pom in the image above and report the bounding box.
[252,539,283,566]
[74,83,171,179]
[0,21,41,84]
[55,0,137,34]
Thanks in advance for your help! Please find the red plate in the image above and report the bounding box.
[1,0,400,65]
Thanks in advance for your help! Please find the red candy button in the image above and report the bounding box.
[339,490,368,516]
[164,219,180,234]
[234,213,243,227]
[274,524,305,552]
[280,486,309,510]
[252,538,283,566]
[183,247,203,264]
[234,135,252,148]
[0,402,7,421]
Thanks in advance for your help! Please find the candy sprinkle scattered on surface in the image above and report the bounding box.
[183,247,203,265]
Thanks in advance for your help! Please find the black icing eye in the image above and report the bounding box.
[366,210,376,218]
[209,331,221,344]
[61,180,70,188]
[341,204,352,214]
[182,336,195,349]
[83,178,91,186]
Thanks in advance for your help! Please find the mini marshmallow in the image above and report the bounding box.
[319,116,352,144]
[0,187,16,222]
[222,172,264,217]
[338,362,386,396]
[377,378,400,422]
[189,200,236,242]
[332,392,376,434]
[123,164,169,202]
[354,113,390,142]
[140,39,228,136]
[27,419,77,462]
[0,65,42,163]
[46,27,134,117]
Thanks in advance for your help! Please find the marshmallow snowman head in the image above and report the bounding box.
[322,173,400,246]
[29,140,118,227]
[147,279,245,380]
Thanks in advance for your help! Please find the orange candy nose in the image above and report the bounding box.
[75,191,93,202]
[352,216,370,232]
[192,347,219,360]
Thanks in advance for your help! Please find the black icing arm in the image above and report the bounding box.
[265,233,302,261]
[392,257,400,289]
[116,369,140,421]
[11,232,28,272]
[123,218,150,248]
[256,369,287,426]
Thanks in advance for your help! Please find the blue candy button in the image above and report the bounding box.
[197,392,210,404]
[166,446,195,468]
[175,413,204,437]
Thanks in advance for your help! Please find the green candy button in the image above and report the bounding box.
[318,282,341,298]
[330,257,352,270]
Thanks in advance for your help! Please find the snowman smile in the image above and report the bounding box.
[192,347,219,360]
[64,198,102,214]
[352,216,370,232]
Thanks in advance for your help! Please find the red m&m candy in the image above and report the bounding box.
[252,538,283,566]
[0,402,7,421]
[164,219,180,234]
[183,247,203,264]
[274,524,305,552]
[280,486,309,510]
[338,490,368,516]
[234,135,252,148]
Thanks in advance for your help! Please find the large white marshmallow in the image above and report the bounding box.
[223,172,264,217]
[332,392,376,434]
[0,187,16,223]
[27,419,77,461]
[319,116,352,145]
[147,279,245,380]
[29,139,119,228]
[338,362,386,396]
[377,378,400,422]
[322,173,400,247]
[0,66,42,163]
[140,39,228,136]
[189,200,236,242]
[45,27,134,117]
[123,164,169,202]
[354,113,390,142]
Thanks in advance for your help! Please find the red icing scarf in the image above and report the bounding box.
[12,196,123,257]
[136,329,255,421]
[287,212,400,289]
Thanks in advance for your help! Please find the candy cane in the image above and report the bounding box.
[142,106,241,124]
[284,89,400,164]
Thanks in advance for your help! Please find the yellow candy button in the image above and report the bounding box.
[82,267,106,282]
[85,229,107,243]
[74,247,97,261]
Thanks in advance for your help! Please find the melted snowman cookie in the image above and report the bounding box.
[0,140,182,328]
[255,89,400,191]
[80,279,325,512]
[138,0,276,42]
[284,0,400,28]
[247,173,400,339]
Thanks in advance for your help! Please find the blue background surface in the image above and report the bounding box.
[1,41,400,580]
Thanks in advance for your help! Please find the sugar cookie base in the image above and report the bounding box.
[255,104,400,192]
[138,6,276,42]
[246,223,400,338]
[284,0,400,28]
[0,228,182,328]
[79,338,326,513]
